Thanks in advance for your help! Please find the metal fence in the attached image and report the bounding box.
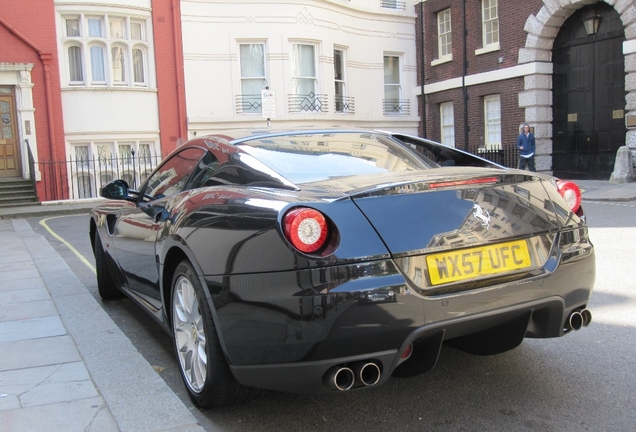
[36,153,163,201]
[475,147,520,168]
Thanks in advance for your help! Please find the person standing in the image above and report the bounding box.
[517,123,536,172]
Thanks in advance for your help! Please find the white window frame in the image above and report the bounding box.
[432,9,452,66]
[291,43,317,96]
[67,44,84,84]
[383,55,402,115]
[334,48,348,113]
[239,42,267,114]
[484,95,502,150]
[132,46,147,85]
[68,139,161,198]
[476,0,500,55]
[60,13,151,88]
[440,102,455,147]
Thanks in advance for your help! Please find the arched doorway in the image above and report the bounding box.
[552,3,626,180]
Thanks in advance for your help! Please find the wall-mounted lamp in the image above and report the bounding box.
[582,12,601,36]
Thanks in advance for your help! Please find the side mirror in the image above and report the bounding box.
[100,179,129,200]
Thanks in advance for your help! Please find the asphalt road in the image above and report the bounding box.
[27,200,636,432]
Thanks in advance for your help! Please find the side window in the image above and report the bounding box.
[185,152,220,190]
[143,147,205,200]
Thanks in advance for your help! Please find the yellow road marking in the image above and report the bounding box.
[39,216,96,274]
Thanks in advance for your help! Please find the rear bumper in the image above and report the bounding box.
[229,296,569,394]
[205,235,595,393]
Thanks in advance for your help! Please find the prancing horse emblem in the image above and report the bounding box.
[473,204,490,230]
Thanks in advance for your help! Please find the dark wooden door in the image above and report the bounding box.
[0,89,20,178]
[552,4,625,180]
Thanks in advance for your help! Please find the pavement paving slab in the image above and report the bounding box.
[0,219,205,432]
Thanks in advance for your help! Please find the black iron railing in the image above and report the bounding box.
[383,99,410,116]
[380,0,406,10]
[36,153,162,200]
[476,148,520,168]
[335,96,355,114]
[235,94,263,114]
[288,92,328,113]
[25,139,38,201]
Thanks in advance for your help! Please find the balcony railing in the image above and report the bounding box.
[335,96,355,114]
[380,0,406,10]
[235,94,262,114]
[288,92,328,113]
[383,99,410,116]
[36,152,162,200]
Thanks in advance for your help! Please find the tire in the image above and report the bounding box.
[171,260,259,408]
[94,231,123,299]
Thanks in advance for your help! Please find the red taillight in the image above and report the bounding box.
[556,180,582,213]
[283,207,329,254]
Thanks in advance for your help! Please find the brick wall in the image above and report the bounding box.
[416,0,542,156]
[1,1,67,199]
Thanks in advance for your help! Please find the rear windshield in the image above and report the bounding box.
[236,132,437,184]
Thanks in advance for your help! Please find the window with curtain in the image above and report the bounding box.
[109,18,126,38]
[138,142,152,165]
[484,95,502,150]
[74,145,90,167]
[62,14,151,88]
[112,46,127,84]
[90,45,106,83]
[291,44,316,96]
[88,18,103,37]
[97,143,113,166]
[437,9,452,59]
[383,55,401,103]
[334,49,347,112]
[77,174,93,199]
[132,48,145,85]
[130,21,144,40]
[66,18,80,37]
[440,102,455,147]
[239,43,266,113]
[68,46,84,83]
[482,0,499,47]
[119,143,133,165]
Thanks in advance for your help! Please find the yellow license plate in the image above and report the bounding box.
[426,239,532,285]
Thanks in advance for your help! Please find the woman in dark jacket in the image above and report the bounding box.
[517,123,536,172]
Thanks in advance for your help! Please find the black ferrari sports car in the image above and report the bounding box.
[90,129,595,408]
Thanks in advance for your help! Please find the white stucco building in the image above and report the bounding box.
[180,0,420,136]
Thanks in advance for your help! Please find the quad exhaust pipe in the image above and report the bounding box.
[566,308,592,331]
[324,361,382,391]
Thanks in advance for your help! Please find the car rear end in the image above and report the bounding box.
[197,132,594,395]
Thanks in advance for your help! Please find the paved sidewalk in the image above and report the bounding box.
[0,219,204,432]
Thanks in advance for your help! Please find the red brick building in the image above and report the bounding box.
[0,0,186,201]
[416,0,632,180]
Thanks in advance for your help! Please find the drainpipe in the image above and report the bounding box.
[420,1,427,137]
[462,0,469,151]
[171,0,187,141]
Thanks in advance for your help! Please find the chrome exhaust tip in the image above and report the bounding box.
[352,362,381,387]
[324,366,355,391]
[580,308,592,327]
[568,311,583,331]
